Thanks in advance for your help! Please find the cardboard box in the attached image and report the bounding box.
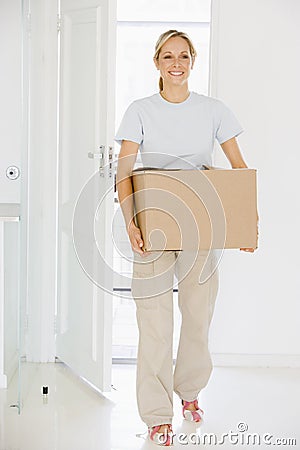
[132,166,258,251]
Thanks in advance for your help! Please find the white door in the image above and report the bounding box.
[56,0,116,392]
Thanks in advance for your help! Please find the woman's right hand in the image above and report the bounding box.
[127,221,145,256]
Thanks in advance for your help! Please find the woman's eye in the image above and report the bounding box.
[162,54,189,60]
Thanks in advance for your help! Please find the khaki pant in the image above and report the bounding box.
[131,249,219,428]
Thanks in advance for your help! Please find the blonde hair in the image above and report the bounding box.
[154,30,197,92]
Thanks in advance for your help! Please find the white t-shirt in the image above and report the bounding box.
[115,92,244,169]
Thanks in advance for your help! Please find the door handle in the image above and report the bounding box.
[88,145,115,178]
[88,145,105,160]
[88,145,105,176]
[88,152,103,159]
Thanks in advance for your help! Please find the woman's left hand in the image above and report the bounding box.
[240,248,255,252]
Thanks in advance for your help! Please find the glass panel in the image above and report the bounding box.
[0,219,20,416]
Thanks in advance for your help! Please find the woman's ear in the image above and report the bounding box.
[153,57,159,70]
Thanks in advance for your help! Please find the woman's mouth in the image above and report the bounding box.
[169,71,184,76]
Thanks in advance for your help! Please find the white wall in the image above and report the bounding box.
[0,0,21,203]
[210,0,300,365]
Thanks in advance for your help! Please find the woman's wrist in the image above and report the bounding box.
[127,218,137,232]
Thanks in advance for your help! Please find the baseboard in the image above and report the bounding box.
[211,353,300,368]
[112,354,300,368]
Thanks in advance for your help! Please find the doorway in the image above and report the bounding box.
[112,0,212,362]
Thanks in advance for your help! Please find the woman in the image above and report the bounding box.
[116,30,255,446]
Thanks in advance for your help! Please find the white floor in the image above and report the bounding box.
[0,363,300,450]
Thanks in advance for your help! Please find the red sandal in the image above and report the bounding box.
[182,399,204,423]
[148,424,174,446]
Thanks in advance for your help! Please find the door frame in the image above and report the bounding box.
[24,0,59,362]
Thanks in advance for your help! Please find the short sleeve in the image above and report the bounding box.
[215,101,244,144]
[115,102,143,146]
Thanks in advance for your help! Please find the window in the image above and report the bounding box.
[115,1,211,131]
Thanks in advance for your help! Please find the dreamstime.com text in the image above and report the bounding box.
[156,422,297,446]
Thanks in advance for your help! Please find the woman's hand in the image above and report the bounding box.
[240,212,259,252]
[221,139,259,255]
[128,221,146,256]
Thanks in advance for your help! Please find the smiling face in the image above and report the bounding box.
[154,36,194,89]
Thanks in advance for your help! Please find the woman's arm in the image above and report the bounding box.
[220,136,248,168]
[116,140,145,255]
[220,137,257,253]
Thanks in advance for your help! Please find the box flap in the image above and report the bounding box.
[132,167,182,173]
[202,164,224,170]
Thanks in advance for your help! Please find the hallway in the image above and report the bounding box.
[1,363,299,449]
